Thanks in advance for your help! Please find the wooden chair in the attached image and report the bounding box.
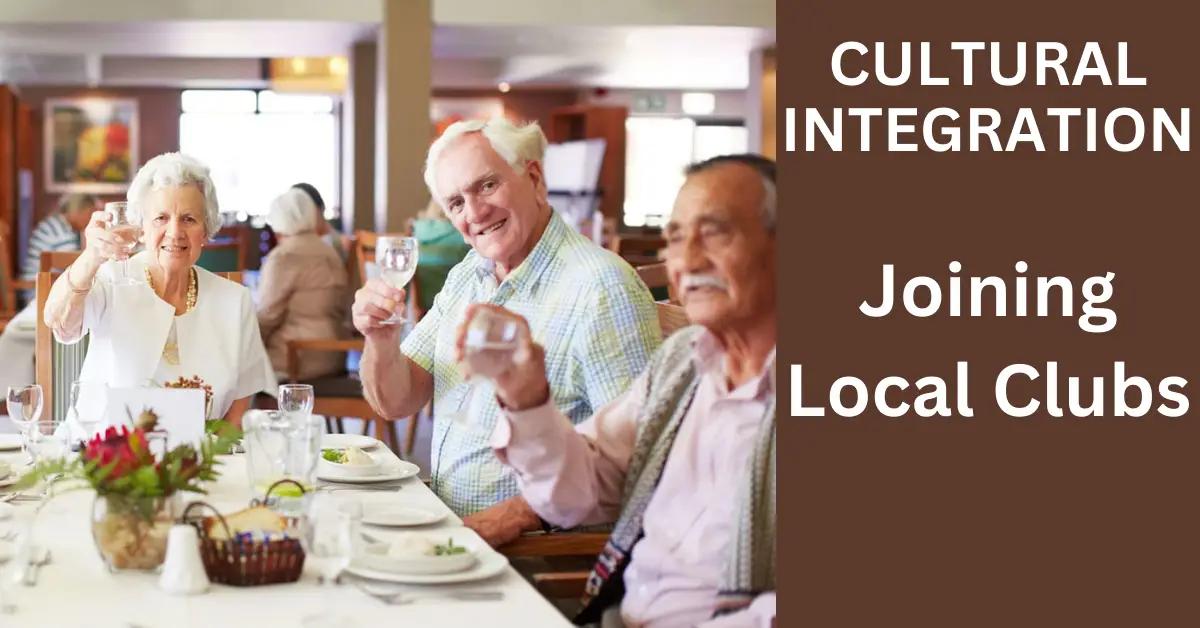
[35,270,242,424]
[35,271,87,423]
[655,302,689,337]
[636,261,678,304]
[39,250,80,274]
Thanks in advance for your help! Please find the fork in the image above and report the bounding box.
[355,584,504,605]
[21,547,50,586]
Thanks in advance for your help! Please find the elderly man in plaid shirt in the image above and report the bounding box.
[353,118,661,545]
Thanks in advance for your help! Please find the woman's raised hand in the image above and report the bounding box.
[81,210,133,263]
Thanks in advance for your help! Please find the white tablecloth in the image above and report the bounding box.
[0,452,571,628]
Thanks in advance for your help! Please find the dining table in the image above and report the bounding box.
[0,445,573,628]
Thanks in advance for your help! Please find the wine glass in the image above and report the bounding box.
[105,201,142,286]
[67,380,106,448]
[451,308,521,427]
[5,385,43,461]
[375,236,418,326]
[300,495,362,628]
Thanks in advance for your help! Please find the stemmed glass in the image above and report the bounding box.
[67,380,107,449]
[375,236,419,326]
[300,495,362,628]
[105,201,142,286]
[5,385,43,462]
[452,308,521,426]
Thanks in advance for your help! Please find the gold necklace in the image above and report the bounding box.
[144,266,198,314]
[145,267,197,366]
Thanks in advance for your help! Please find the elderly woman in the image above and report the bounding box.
[43,152,275,423]
[257,188,351,380]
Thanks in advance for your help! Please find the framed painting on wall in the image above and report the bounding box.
[44,97,138,193]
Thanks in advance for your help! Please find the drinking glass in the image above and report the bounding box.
[5,385,43,460]
[278,384,315,424]
[67,380,107,448]
[300,495,362,628]
[375,236,419,325]
[105,201,142,286]
[451,308,521,427]
[28,420,68,464]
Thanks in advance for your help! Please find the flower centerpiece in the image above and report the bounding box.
[18,410,241,572]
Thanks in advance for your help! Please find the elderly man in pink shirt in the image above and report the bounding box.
[461,154,777,627]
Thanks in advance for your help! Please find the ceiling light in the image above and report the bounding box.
[329,57,348,76]
[290,57,308,74]
[498,82,511,93]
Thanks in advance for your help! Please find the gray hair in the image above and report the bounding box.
[684,154,776,232]
[57,193,97,215]
[127,152,222,237]
[423,118,548,202]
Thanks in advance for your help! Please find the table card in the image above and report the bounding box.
[104,387,206,450]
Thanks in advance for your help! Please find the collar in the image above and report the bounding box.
[692,329,777,400]
[472,209,569,297]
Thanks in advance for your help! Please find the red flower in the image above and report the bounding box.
[84,426,150,482]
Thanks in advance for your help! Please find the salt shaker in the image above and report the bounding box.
[158,524,209,595]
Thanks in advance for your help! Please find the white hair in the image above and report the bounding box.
[127,152,222,237]
[266,188,318,236]
[423,118,548,202]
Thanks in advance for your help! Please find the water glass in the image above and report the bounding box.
[376,236,419,325]
[447,308,522,428]
[105,201,142,286]
[67,380,107,447]
[6,385,43,458]
[28,420,68,464]
[278,384,315,423]
[300,495,362,628]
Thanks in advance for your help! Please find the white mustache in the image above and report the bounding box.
[680,274,729,292]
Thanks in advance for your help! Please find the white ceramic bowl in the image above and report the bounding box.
[357,536,479,575]
[318,454,384,478]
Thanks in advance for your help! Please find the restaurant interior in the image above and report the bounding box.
[0,0,775,625]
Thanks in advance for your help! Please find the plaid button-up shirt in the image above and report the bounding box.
[401,212,662,515]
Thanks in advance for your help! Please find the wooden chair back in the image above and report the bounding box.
[39,250,81,274]
[35,271,89,423]
[655,302,689,338]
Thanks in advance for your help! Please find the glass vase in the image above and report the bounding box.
[90,493,179,572]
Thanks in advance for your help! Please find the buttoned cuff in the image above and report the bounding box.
[490,398,572,468]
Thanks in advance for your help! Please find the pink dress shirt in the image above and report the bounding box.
[493,332,776,628]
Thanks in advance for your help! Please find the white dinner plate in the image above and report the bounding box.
[346,548,508,584]
[317,459,420,484]
[320,434,379,450]
[0,435,21,452]
[362,504,446,528]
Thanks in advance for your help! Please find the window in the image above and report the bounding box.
[623,118,749,227]
[179,90,338,219]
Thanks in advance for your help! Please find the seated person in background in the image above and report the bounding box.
[43,152,276,424]
[411,199,471,314]
[291,182,349,263]
[258,188,352,380]
[21,193,99,293]
[480,155,778,627]
[353,118,661,543]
